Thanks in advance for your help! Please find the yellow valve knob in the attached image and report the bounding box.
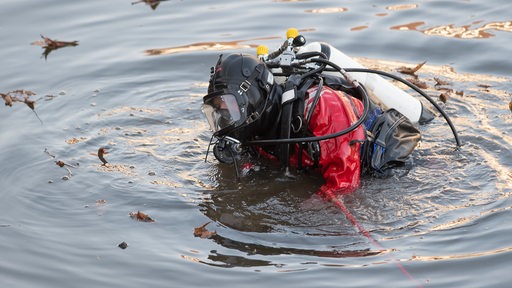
[286,28,299,39]
[256,45,269,56]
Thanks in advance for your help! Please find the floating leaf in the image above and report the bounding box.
[193,221,217,238]
[477,83,492,89]
[98,147,108,165]
[434,77,450,86]
[1,90,42,123]
[129,211,155,222]
[439,92,450,103]
[407,78,428,89]
[509,100,512,113]
[45,148,77,179]
[397,61,426,76]
[32,35,79,59]
[1,93,13,106]
[132,0,169,10]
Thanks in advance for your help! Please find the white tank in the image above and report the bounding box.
[298,42,426,123]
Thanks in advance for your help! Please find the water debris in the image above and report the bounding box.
[477,83,492,92]
[131,0,169,10]
[478,83,492,89]
[1,89,43,123]
[98,147,108,165]
[439,92,451,103]
[434,77,450,86]
[118,242,128,249]
[44,148,77,179]
[31,34,78,59]
[397,60,426,76]
[96,199,107,205]
[193,221,217,238]
[509,100,512,112]
[407,78,428,89]
[129,211,155,222]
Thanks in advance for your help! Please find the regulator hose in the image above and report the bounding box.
[344,68,462,147]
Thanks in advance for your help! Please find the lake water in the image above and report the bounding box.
[1,1,511,287]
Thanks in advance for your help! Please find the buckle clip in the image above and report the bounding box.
[238,80,251,94]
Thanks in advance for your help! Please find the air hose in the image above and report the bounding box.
[344,68,462,147]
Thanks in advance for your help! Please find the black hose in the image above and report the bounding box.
[344,68,461,147]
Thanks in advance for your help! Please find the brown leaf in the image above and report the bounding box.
[509,100,512,113]
[1,93,13,106]
[439,92,450,103]
[455,90,464,97]
[477,83,492,89]
[34,35,78,60]
[434,77,450,86]
[193,221,217,238]
[129,211,155,222]
[39,35,79,49]
[55,160,66,167]
[397,61,426,76]
[98,147,108,165]
[2,90,42,123]
[132,0,168,10]
[407,78,428,89]
[24,98,35,110]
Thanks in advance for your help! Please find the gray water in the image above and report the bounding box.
[1,1,511,287]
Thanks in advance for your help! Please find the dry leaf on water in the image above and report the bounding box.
[439,92,451,103]
[98,147,108,165]
[407,78,428,89]
[1,90,42,123]
[509,100,512,113]
[477,83,492,89]
[434,77,450,86]
[31,35,79,59]
[397,61,426,76]
[129,211,155,222]
[132,0,169,10]
[45,148,77,179]
[193,221,217,238]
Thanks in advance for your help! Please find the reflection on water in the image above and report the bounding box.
[391,20,512,39]
[304,7,347,14]
[385,4,419,11]
[412,246,512,262]
[145,37,282,56]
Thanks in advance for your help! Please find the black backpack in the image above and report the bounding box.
[361,108,421,176]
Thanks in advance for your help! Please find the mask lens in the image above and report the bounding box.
[201,93,241,133]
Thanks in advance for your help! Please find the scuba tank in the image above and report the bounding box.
[296,42,434,124]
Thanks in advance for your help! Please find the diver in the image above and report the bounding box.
[201,36,460,198]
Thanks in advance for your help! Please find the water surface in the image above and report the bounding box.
[1,1,511,287]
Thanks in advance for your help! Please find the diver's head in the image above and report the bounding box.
[201,53,275,142]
